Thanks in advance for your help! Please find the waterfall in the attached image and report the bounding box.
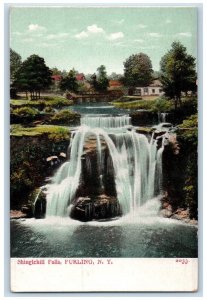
[158,112,168,123]
[81,114,131,128]
[45,115,164,217]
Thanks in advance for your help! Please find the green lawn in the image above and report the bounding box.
[10,96,73,108]
[10,124,70,141]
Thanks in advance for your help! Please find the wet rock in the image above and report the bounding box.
[70,194,121,222]
[10,210,28,219]
[189,219,198,226]
[21,205,33,217]
[171,208,190,221]
[59,152,66,158]
[160,209,173,218]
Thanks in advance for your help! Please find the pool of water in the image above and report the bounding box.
[67,102,130,115]
[11,206,197,258]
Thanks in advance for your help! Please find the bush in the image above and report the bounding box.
[50,109,80,125]
[177,113,198,219]
[44,106,55,113]
[11,107,40,123]
[151,97,173,112]
[178,114,198,147]
[113,99,155,110]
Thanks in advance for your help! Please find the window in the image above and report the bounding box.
[144,88,148,93]
[159,89,163,93]
[152,89,155,93]
[135,88,141,95]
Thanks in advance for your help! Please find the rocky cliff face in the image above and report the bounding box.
[10,134,69,209]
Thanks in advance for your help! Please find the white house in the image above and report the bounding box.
[133,79,164,97]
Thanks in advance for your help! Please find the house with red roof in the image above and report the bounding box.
[76,73,85,81]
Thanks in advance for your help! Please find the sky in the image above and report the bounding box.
[10,7,197,74]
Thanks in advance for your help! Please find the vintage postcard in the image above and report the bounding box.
[10,6,198,292]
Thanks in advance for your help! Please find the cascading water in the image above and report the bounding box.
[158,112,168,123]
[45,115,164,218]
[81,114,131,128]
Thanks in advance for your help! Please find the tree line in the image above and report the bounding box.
[10,41,197,108]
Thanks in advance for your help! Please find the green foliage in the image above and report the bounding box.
[14,54,52,98]
[151,97,173,112]
[50,109,80,125]
[160,42,197,107]
[60,69,79,92]
[11,124,70,141]
[96,65,109,92]
[10,129,70,208]
[114,100,155,110]
[183,152,197,219]
[179,113,198,129]
[13,106,39,116]
[113,97,172,112]
[177,113,198,219]
[51,67,62,75]
[10,49,22,83]
[10,97,73,109]
[178,114,198,147]
[10,163,34,206]
[44,106,55,113]
[11,107,40,123]
[123,53,153,87]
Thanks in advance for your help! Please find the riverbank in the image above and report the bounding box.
[159,199,198,226]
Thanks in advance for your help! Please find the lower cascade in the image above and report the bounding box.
[45,115,164,219]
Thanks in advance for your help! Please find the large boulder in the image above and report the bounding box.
[70,194,121,222]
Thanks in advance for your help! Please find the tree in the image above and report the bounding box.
[96,65,109,92]
[109,72,123,80]
[59,69,79,92]
[123,53,153,88]
[51,67,62,75]
[10,49,22,83]
[15,54,52,99]
[10,49,22,98]
[160,41,196,109]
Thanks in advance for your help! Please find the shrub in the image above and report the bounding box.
[177,113,198,219]
[151,97,173,112]
[44,106,55,113]
[50,109,80,125]
[11,107,40,123]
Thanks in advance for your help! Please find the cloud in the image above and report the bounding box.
[46,33,69,40]
[133,39,144,43]
[87,24,105,34]
[75,31,88,39]
[176,32,192,37]
[107,32,124,41]
[137,24,147,29]
[148,32,163,38]
[75,24,105,39]
[28,24,46,32]
[74,24,124,42]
